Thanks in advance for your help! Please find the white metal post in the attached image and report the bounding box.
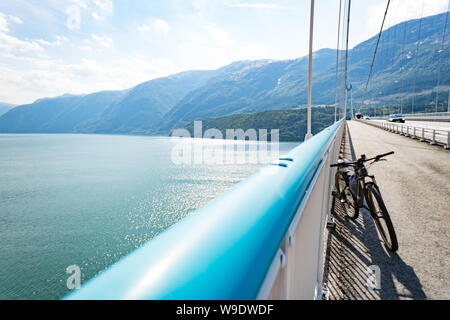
[447,131,450,149]
[334,0,342,123]
[343,0,351,120]
[305,0,315,141]
[431,130,436,145]
[350,85,353,118]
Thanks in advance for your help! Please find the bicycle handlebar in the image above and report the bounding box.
[330,163,339,167]
[373,151,394,160]
[330,151,394,167]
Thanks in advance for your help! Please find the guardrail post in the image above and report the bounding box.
[413,126,416,139]
[431,130,436,145]
[446,131,450,149]
[406,126,409,137]
[420,128,425,141]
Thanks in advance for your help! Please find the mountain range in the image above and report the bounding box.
[0,12,448,135]
[0,103,15,117]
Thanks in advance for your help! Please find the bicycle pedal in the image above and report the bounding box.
[327,220,336,229]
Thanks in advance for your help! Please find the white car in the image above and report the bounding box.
[388,114,405,123]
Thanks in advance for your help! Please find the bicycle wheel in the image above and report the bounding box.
[365,185,398,252]
[335,171,359,220]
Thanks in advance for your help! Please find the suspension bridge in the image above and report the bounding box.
[65,0,449,300]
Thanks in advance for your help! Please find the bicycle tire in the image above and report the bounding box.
[335,171,359,220]
[365,185,398,252]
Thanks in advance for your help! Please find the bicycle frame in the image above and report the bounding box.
[332,151,398,252]
[341,165,378,212]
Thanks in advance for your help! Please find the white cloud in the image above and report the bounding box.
[92,0,113,12]
[67,0,113,23]
[0,12,47,60]
[91,34,113,48]
[0,32,45,57]
[58,35,68,42]
[191,0,209,11]
[228,2,286,9]
[208,27,233,47]
[92,12,101,20]
[154,19,170,35]
[0,12,9,32]
[36,39,52,46]
[138,24,152,32]
[242,43,269,59]
[139,20,170,35]
[79,45,93,52]
[8,15,23,24]
[69,0,88,9]
[0,53,177,105]
[36,35,67,47]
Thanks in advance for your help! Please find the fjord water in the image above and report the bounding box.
[0,134,295,299]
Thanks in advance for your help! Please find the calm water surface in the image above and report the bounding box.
[0,134,296,299]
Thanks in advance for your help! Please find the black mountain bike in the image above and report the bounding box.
[331,151,398,252]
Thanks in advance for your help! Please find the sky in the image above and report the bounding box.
[0,0,448,105]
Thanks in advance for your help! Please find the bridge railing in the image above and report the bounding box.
[403,111,450,121]
[65,120,344,300]
[371,111,450,122]
[359,119,450,149]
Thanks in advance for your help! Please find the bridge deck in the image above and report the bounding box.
[323,120,449,300]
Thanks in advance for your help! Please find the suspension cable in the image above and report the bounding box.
[389,10,397,113]
[412,0,425,113]
[435,0,450,112]
[362,0,391,107]
[343,0,351,119]
[399,19,408,114]
[334,0,342,122]
[339,0,348,119]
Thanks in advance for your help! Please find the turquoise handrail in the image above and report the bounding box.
[65,120,343,300]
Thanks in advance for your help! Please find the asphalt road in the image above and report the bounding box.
[324,120,449,300]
